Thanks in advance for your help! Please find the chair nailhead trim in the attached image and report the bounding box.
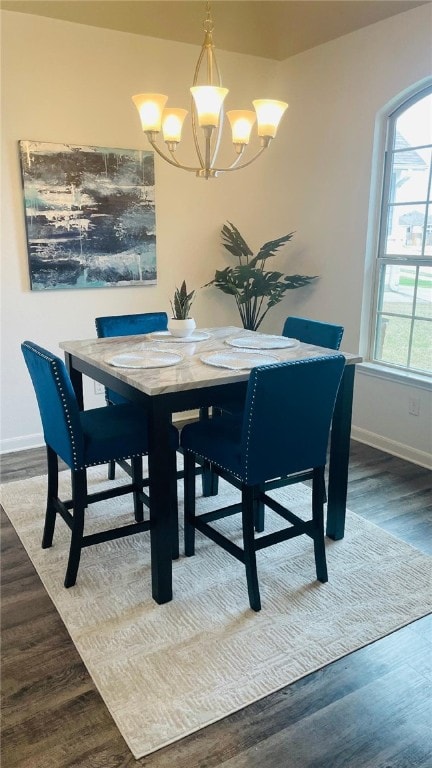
[189,354,344,486]
[23,343,148,472]
[244,354,344,484]
[76,451,147,471]
[189,451,243,482]
[23,342,80,469]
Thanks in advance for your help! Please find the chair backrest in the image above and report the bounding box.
[21,341,84,469]
[95,312,168,405]
[282,316,344,350]
[241,355,345,484]
[95,312,168,338]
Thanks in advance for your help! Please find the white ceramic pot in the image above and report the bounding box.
[168,317,196,338]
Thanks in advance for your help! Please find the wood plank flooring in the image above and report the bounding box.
[1,441,431,767]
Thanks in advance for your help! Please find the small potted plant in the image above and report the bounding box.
[168,280,196,337]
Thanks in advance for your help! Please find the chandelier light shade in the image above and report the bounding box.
[132,93,168,132]
[253,99,289,138]
[162,108,188,147]
[190,85,229,128]
[132,2,288,179]
[226,110,256,149]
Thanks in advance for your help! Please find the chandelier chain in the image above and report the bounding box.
[203,1,214,34]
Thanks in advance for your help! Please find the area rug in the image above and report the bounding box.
[1,466,431,759]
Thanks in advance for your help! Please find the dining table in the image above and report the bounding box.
[59,325,362,605]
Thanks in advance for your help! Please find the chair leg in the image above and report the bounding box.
[200,408,221,497]
[42,445,58,549]
[64,470,87,588]
[202,460,219,497]
[320,470,327,505]
[242,485,261,612]
[184,450,196,557]
[108,460,116,480]
[312,467,328,583]
[254,484,265,533]
[131,456,144,523]
[168,449,179,560]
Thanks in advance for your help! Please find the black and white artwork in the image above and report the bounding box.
[19,140,156,290]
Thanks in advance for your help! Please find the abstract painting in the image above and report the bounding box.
[19,140,156,290]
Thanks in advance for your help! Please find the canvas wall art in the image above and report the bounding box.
[19,140,156,290]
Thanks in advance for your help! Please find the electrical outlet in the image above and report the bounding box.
[94,381,104,395]
[408,397,420,416]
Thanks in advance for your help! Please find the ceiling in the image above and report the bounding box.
[1,1,429,60]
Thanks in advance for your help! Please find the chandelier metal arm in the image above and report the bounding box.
[191,33,224,171]
[213,143,269,173]
[148,133,269,177]
[191,45,207,168]
[204,49,224,169]
[146,135,198,173]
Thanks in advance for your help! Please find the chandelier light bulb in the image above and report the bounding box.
[190,86,229,128]
[132,93,168,132]
[226,110,256,145]
[253,99,288,138]
[162,108,188,144]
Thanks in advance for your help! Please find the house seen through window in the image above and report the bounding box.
[370,85,431,376]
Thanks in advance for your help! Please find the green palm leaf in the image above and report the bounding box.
[251,232,295,265]
[205,223,318,330]
[221,222,253,261]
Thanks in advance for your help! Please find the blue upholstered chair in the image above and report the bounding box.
[21,341,179,586]
[95,312,168,479]
[181,355,345,611]
[95,311,168,409]
[214,316,344,418]
[208,316,345,502]
[282,316,344,350]
[261,316,344,515]
[95,311,168,340]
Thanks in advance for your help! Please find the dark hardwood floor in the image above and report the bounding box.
[1,441,431,767]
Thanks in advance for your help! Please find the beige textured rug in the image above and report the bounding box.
[2,466,431,759]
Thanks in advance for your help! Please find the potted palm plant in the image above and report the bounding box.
[205,222,317,331]
[168,280,196,337]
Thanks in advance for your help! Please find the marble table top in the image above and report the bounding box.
[60,326,362,397]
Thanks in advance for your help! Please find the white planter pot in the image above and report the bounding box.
[168,317,196,337]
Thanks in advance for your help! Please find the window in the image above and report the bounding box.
[370,86,432,376]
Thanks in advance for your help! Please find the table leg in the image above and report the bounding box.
[147,399,174,604]
[64,353,84,410]
[326,364,355,541]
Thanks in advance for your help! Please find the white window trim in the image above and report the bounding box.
[358,361,432,392]
[360,75,432,385]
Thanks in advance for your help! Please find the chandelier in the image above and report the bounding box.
[132,2,288,179]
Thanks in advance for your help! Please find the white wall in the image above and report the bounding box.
[270,4,432,467]
[0,10,283,452]
[1,6,431,466]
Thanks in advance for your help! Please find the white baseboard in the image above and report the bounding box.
[1,433,44,455]
[2,422,430,471]
[351,426,432,470]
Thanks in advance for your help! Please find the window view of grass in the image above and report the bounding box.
[381,323,431,372]
[377,302,431,373]
[377,262,432,373]
[399,275,432,288]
